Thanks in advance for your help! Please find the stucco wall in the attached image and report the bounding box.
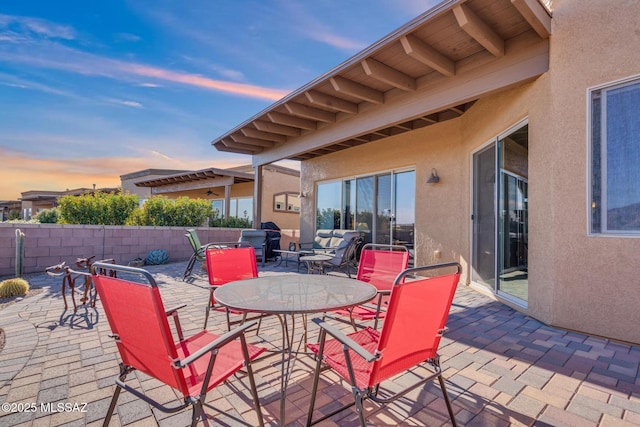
[261,168,301,230]
[0,224,301,277]
[299,0,640,344]
[540,0,640,343]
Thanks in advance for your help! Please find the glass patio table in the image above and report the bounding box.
[214,274,376,425]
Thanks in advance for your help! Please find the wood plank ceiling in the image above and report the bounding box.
[211,0,551,161]
[134,168,253,188]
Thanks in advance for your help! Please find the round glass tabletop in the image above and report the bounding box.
[214,274,377,314]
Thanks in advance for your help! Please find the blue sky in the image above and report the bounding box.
[0,0,438,199]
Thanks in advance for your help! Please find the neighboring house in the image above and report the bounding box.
[0,200,21,221]
[210,0,640,344]
[19,186,119,219]
[121,164,301,230]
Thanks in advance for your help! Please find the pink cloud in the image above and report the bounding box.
[1,43,289,101]
[122,63,288,101]
[0,148,246,199]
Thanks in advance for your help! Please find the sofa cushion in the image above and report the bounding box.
[314,229,334,249]
[328,230,355,249]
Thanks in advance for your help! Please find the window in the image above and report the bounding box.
[211,200,223,217]
[316,170,415,246]
[590,76,640,234]
[274,192,300,213]
[211,197,253,219]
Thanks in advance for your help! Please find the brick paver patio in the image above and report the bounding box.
[0,260,639,426]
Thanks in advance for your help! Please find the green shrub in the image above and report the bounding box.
[34,208,59,223]
[127,196,212,227]
[6,218,39,224]
[0,278,30,298]
[209,215,253,228]
[58,191,138,225]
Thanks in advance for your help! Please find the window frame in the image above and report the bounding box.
[588,73,640,237]
[314,167,416,244]
[273,191,301,214]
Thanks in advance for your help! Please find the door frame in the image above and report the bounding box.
[469,118,529,307]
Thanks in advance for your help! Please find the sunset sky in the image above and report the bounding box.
[0,0,437,200]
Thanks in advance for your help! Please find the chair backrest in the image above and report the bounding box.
[356,244,410,292]
[239,229,267,252]
[327,231,361,267]
[185,229,203,257]
[369,263,461,387]
[92,264,189,396]
[206,244,258,286]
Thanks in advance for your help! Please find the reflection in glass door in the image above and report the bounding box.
[472,123,528,306]
[498,173,528,301]
[376,174,392,244]
[471,144,496,292]
[393,171,416,249]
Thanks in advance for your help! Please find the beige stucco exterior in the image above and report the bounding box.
[296,0,640,344]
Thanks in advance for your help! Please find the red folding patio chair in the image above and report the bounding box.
[203,242,262,330]
[306,262,461,427]
[92,262,265,427]
[331,243,409,330]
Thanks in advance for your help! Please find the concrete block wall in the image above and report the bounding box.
[0,224,300,277]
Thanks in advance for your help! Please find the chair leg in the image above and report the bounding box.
[102,385,122,427]
[306,332,326,427]
[190,398,204,427]
[354,391,367,427]
[183,254,197,280]
[437,374,457,427]
[203,303,211,330]
[104,364,132,427]
[244,349,265,427]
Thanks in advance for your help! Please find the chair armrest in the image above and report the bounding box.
[312,318,378,363]
[312,247,336,253]
[166,304,188,341]
[298,241,314,250]
[165,304,187,316]
[176,320,259,368]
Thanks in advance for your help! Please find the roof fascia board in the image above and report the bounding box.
[135,168,253,187]
[253,35,549,166]
[149,176,235,194]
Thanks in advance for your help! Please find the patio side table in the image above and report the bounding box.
[273,249,314,271]
[299,253,333,274]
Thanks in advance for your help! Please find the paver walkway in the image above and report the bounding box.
[0,260,639,426]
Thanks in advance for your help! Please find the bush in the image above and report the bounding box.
[209,216,253,228]
[34,208,59,223]
[145,249,169,265]
[5,218,39,224]
[58,191,138,225]
[0,278,30,298]
[127,196,212,227]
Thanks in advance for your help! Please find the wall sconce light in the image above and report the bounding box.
[426,168,440,184]
[298,192,307,198]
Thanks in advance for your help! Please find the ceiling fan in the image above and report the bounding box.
[205,189,219,196]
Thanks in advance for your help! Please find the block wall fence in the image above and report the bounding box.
[0,224,300,277]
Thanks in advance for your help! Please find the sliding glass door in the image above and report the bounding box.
[472,123,529,306]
